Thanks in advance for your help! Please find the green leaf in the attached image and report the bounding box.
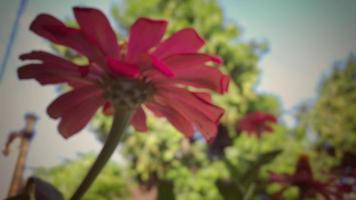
[241,149,283,185]
[216,180,243,200]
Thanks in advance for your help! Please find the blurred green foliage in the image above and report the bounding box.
[311,54,356,151]
[34,0,356,199]
[36,154,130,200]
[290,54,356,186]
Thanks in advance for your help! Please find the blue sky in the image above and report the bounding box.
[0,0,355,197]
[221,0,356,110]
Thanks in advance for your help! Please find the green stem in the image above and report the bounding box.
[257,137,261,158]
[256,131,264,159]
[70,109,133,200]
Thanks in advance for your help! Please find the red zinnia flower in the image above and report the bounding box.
[269,154,341,200]
[238,111,277,137]
[18,7,229,142]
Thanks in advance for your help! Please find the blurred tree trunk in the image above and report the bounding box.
[7,135,30,196]
[4,113,37,198]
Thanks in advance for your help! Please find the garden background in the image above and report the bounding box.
[0,0,355,199]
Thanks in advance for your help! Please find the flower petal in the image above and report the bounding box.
[131,106,148,132]
[262,113,278,123]
[220,74,230,93]
[152,94,217,143]
[18,51,99,85]
[163,53,223,69]
[155,66,229,94]
[149,53,228,93]
[20,51,101,76]
[157,87,224,123]
[146,103,195,138]
[192,92,212,103]
[47,85,102,119]
[18,64,77,79]
[30,14,104,64]
[239,111,277,135]
[176,68,229,94]
[20,51,74,66]
[73,7,120,59]
[106,56,140,78]
[150,54,175,77]
[126,17,167,63]
[153,28,205,59]
[269,172,293,185]
[58,93,105,138]
[17,63,92,86]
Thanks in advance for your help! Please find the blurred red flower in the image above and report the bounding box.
[18,7,229,142]
[269,154,342,200]
[238,111,277,137]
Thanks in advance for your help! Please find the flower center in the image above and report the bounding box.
[102,77,155,110]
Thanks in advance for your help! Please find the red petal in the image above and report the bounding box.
[239,111,277,135]
[18,51,100,85]
[73,7,120,59]
[153,28,205,59]
[152,94,217,143]
[18,63,92,86]
[106,56,140,78]
[34,75,68,85]
[19,51,82,73]
[126,17,167,63]
[192,92,212,103]
[146,103,195,138]
[150,53,222,78]
[151,53,228,93]
[269,172,293,185]
[58,94,105,138]
[239,119,256,134]
[30,14,104,64]
[18,64,76,79]
[156,66,229,94]
[20,51,74,66]
[263,114,277,123]
[20,51,103,77]
[220,74,230,93]
[150,54,175,77]
[131,106,148,132]
[163,53,223,69]
[47,85,102,119]
[68,79,94,88]
[157,87,224,124]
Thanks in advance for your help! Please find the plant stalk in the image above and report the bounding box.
[70,109,133,200]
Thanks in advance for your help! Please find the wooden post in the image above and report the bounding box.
[2,113,38,197]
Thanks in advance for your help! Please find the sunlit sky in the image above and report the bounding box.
[0,0,355,197]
